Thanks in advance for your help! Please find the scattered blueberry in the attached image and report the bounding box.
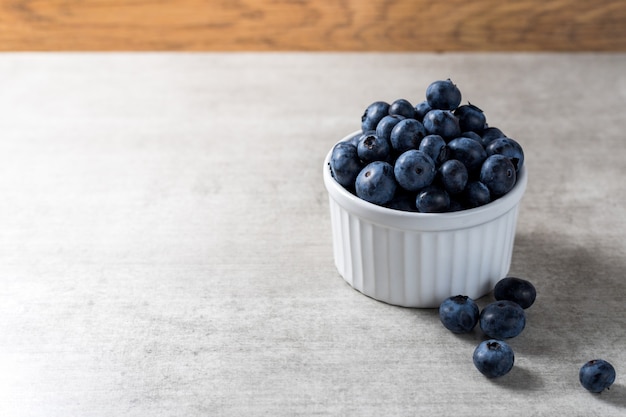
[438,159,469,195]
[439,295,479,333]
[415,185,450,213]
[473,339,515,378]
[479,300,526,340]
[329,141,362,189]
[579,359,616,393]
[361,101,390,132]
[480,154,517,197]
[390,118,427,154]
[357,132,391,163]
[355,161,397,205]
[494,277,537,309]
[423,109,462,140]
[426,79,462,110]
[393,150,436,192]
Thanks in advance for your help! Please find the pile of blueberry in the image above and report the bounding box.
[329,79,524,212]
[439,278,617,393]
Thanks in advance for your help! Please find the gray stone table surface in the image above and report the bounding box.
[0,53,625,417]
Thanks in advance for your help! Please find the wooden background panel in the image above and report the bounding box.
[1,0,625,51]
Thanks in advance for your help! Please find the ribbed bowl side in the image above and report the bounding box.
[328,194,521,308]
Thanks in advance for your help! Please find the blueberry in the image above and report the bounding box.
[480,154,517,197]
[447,136,487,174]
[494,277,536,309]
[438,159,468,195]
[481,126,506,147]
[389,98,416,119]
[460,131,483,143]
[355,161,397,205]
[357,132,391,163]
[439,295,479,333]
[479,300,526,340]
[414,100,432,121]
[390,118,427,154]
[329,141,362,189]
[423,110,461,140]
[426,79,462,110]
[385,189,418,212]
[393,150,436,192]
[361,101,390,132]
[454,103,486,133]
[462,181,491,208]
[415,185,450,213]
[485,137,525,172]
[579,359,616,393]
[419,134,449,166]
[375,115,404,142]
[473,339,515,378]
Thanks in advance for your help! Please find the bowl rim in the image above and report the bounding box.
[323,130,528,232]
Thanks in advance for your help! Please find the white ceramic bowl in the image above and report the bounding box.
[323,131,528,308]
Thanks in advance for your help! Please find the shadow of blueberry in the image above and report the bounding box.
[486,365,545,391]
[593,383,626,409]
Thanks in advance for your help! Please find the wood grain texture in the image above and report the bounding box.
[1,0,625,51]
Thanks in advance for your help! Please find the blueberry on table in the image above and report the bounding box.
[357,132,391,163]
[486,137,525,172]
[330,141,362,189]
[389,98,416,119]
[480,154,517,197]
[454,103,486,133]
[494,277,536,309]
[579,359,616,393]
[479,300,526,340]
[439,295,479,333]
[393,150,436,192]
[423,109,461,140]
[415,185,450,213]
[473,339,515,378]
[419,134,449,166]
[355,161,397,205]
[447,136,487,174]
[361,101,390,132]
[426,79,462,110]
[438,159,468,195]
[390,118,427,153]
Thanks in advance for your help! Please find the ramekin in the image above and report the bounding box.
[323,131,528,308]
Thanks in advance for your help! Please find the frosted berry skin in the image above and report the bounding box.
[438,159,469,195]
[579,359,616,393]
[479,300,526,340]
[454,103,486,133]
[415,185,450,213]
[439,295,479,334]
[486,137,525,172]
[494,277,537,309]
[389,98,416,119]
[473,339,515,378]
[423,109,461,140]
